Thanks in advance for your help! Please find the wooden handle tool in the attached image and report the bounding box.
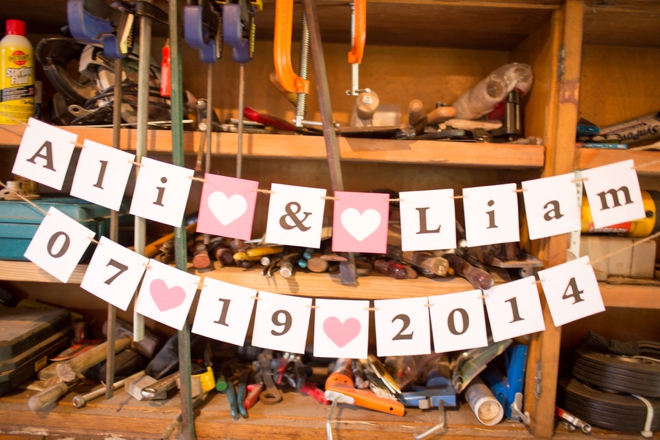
[56,336,132,382]
[386,245,449,276]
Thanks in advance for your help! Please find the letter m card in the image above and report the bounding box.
[581,160,645,228]
[12,118,78,190]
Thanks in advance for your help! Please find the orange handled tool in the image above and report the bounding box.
[325,360,405,416]
[348,0,366,65]
[273,0,310,94]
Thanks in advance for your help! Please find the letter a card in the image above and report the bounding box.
[129,157,194,227]
[265,183,326,248]
[197,174,258,240]
[80,237,148,311]
[134,259,200,331]
[192,278,257,346]
[399,189,456,251]
[314,298,369,359]
[374,297,431,357]
[539,256,604,327]
[581,160,645,228]
[24,207,94,283]
[463,183,519,247]
[484,277,545,342]
[522,173,580,240]
[332,191,390,253]
[71,140,135,211]
[12,118,78,190]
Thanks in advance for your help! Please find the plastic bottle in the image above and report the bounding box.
[452,63,533,120]
[0,19,35,124]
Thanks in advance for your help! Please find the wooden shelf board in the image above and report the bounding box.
[0,261,500,300]
[583,2,660,48]
[574,148,660,174]
[0,386,531,439]
[0,125,544,169]
[599,282,660,309]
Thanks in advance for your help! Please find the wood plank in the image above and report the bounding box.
[0,261,505,300]
[583,4,660,48]
[600,283,660,309]
[0,125,544,168]
[0,387,532,440]
[575,148,660,175]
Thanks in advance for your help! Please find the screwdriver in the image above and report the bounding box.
[443,253,494,290]
[374,259,408,280]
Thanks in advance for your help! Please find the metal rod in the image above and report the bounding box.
[236,63,245,179]
[204,63,213,246]
[133,0,152,344]
[295,12,309,127]
[105,56,123,400]
[169,0,196,437]
[303,0,356,284]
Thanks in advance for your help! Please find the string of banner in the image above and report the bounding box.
[5,116,658,358]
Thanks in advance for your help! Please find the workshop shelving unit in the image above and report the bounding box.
[0,0,658,438]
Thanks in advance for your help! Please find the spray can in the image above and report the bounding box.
[0,19,34,124]
[581,190,660,237]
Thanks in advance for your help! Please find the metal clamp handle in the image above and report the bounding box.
[273,0,310,94]
[348,0,365,65]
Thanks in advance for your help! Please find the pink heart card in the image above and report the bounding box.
[197,173,259,240]
[134,259,200,331]
[332,191,390,253]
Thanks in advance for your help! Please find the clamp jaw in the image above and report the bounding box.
[273,0,310,94]
[67,0,135,58]
[184,0,223,63]
[223,0,259,63]
[346,0,368,96]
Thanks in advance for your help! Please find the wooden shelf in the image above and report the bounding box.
[0,125,544,169]
[0,260,502,300]
[574,148,660,174]
[599,282,660,309]
[583,1,660,48]
[0,385,533,439]
[9,0,562,50]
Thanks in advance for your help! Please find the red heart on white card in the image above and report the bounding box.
[323,317,361,348]
[150,279,186,311]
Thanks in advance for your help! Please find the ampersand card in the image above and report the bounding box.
[265,183,327,248]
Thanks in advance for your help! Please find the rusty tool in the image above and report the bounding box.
[443,253,494,290]
[386,245,449,276]
[463,242,542,279]
[303,0,356,285]
[253,350,282,404]
[325,359,405,416]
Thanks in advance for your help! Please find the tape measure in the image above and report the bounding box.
[581,190,660,237]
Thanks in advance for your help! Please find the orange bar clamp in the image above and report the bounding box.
[348,0,366,65]
[273,0,310,94]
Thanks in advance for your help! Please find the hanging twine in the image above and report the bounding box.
[589,230,660,265]
[0,181,49,216]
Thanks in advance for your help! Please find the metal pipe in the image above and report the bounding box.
[236,63,245,179]
[105,56,123,400]
[169,0,195,437]
[133,0,153,344]
[204,63,213,246]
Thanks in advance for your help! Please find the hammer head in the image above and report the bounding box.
[102,318,163,359]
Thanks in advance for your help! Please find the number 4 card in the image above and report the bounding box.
[539,256,605,327]
[80,237,148,311]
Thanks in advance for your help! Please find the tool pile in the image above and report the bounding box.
[557,331,660,436]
